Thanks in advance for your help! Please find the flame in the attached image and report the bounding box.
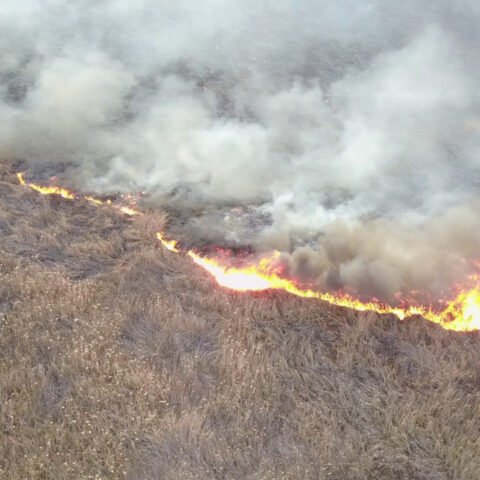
[117,205,140,216]
[435,288,480,332]
[16,171,480,332]
[17,172,75,199]
[188,251,283,291]
[157,232,180,253]
[16,172,27,185]
[188,251,480,332]
[85,195,109,206]
[17,172,140,216]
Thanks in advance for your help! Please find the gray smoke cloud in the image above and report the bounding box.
[2,1,480,301]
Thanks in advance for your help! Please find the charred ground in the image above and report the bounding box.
[0,162,479,479]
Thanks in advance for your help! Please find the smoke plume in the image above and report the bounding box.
[2,1,480,301]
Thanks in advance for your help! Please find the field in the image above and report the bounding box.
[1,161,479,479]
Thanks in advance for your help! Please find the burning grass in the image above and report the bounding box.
[15,169,480,332]
[1,162,480,479]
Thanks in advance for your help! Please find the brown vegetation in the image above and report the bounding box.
[1,162,479,479]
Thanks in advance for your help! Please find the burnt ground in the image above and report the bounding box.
[0,161,479,479]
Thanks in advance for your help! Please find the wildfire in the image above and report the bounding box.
[157,232,180,253]
[16,171,480,333]
[85,195,109,206]
[188,251,284,291]
[188,250,480,332]
[17,172,75,199]
[17,172,140,216]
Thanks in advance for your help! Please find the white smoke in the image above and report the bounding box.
[2,1,480,300]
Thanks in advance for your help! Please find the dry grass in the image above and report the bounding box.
[0,162,479,479]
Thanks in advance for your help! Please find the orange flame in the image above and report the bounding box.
[17,172,140,216]
[117,205,141,216]
[188,251,480,332]
[17,172,75,199]
[17,171,480,332]
[85,195,109,206]
[157,232,180,253]
[188,251,283,291]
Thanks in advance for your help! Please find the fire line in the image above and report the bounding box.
[16,172,480,333]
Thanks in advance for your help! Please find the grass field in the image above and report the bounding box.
[1,161,479,479]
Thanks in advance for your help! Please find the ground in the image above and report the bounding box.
[0,161,479,479]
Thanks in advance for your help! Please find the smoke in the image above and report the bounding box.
[2,1,480,301]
